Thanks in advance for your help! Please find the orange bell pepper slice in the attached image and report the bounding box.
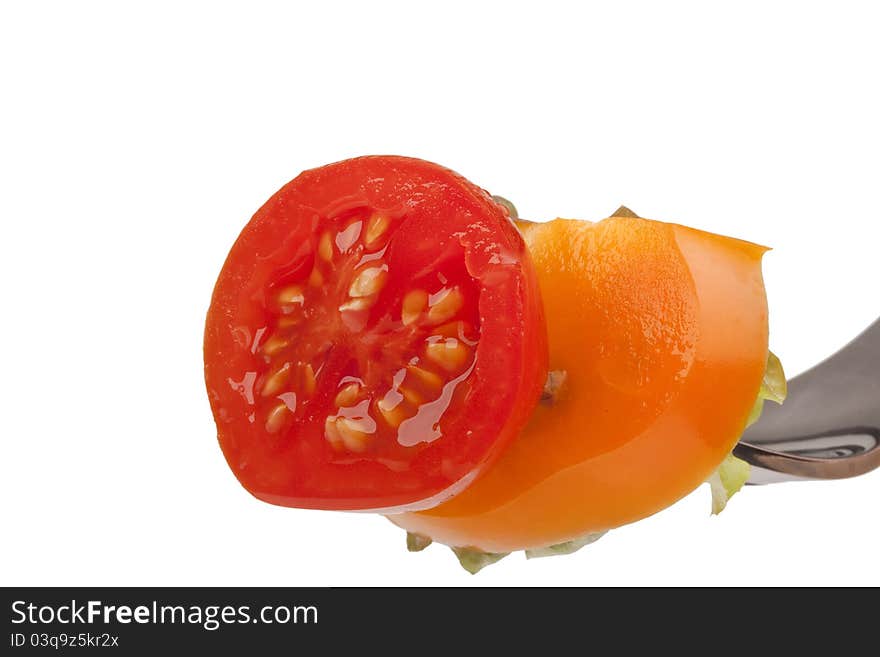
[391,213,769,553]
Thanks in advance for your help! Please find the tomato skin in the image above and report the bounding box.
[204,156,547,512]
[390,216,769,552]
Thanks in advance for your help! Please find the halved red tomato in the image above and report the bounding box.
[204,156,547,512]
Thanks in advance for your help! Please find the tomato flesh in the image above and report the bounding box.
[204,156,547,512]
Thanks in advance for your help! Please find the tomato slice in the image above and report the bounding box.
[391,214,769,551]
[204,156,547,512]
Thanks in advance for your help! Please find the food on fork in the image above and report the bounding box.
[204,156,784,573]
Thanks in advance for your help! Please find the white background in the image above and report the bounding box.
[2,1,878,586]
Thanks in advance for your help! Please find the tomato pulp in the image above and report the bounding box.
[204,156,547,512]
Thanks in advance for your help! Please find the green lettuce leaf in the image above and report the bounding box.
[746,350,787,427]
[445,531,607,572]
[406,532,432,552]
[707,453,751,515]
[491,195,519,219]
[525,531,607,559]
[709,350,787,513]
[450,547,509,574]
[761,350,787,404]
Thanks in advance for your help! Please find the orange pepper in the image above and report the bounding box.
[390,214,769,552]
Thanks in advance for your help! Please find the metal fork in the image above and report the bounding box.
[736,318,880,483]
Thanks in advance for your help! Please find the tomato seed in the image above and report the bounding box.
[349,265,388,298]
[425,338,470,372]
[334,382,361,408]
[277,284,305,308]
[261,362,292,397]
[377,394,407,428]
[431,320,478,344]
[324,417,344,451]
[402,289,428,325]
[261,335,289,356]
[364,213,390,249]
[336,417,373,452]
[405,365,444,391]
[265,403,290,434]
[308,267,324,287]
[277,315,302,329]
[318,231,333,262]
[300,363,317,396]
[398,384,423,407]
[339,296,376,313]
[427,287,463,325]
[335,220,363,253]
